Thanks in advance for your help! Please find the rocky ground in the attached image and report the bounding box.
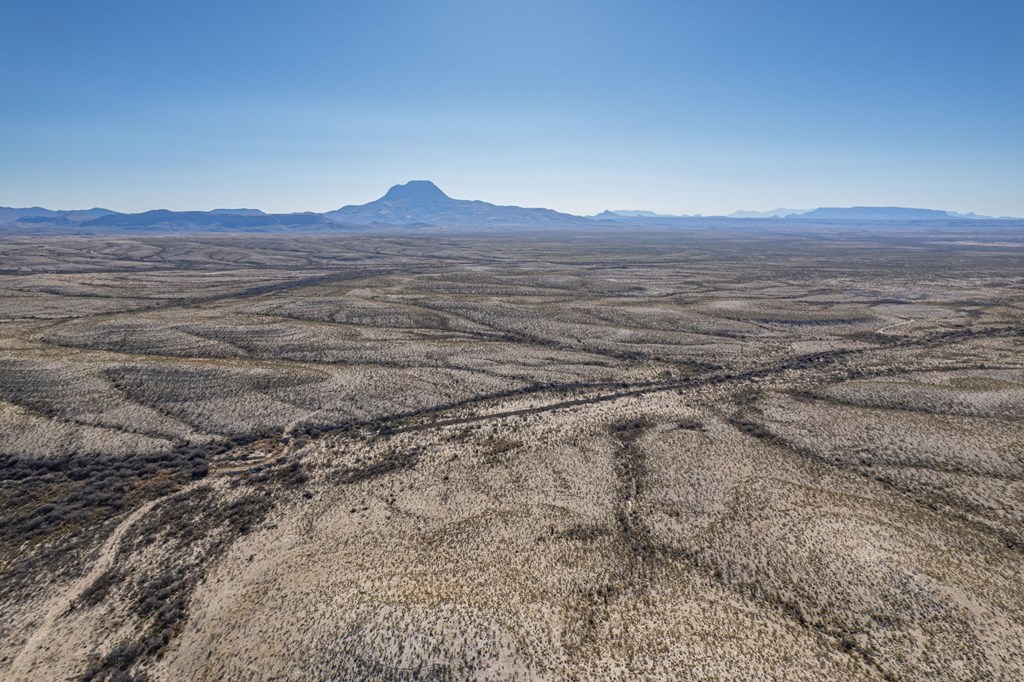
[1,228,1022,680]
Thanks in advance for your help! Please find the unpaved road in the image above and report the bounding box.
[7,499,161,680]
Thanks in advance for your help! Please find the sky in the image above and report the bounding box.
[1,0,1022,216]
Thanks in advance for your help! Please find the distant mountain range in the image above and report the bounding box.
[593,210,704,220]
[0,207,117,225]
[729,208,810,218]
[81,210,336,230]
[1,182,1018,232]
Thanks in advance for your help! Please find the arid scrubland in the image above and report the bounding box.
[0,228,1023,680]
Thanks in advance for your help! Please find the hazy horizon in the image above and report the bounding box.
[5,178,1017,220]
[2,1,1022,216]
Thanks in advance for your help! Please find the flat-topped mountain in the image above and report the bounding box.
[324,180,587,226]
[379,180,451,204]
[793,206,980,221]
[209,208,266,216]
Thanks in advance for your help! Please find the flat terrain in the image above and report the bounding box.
[1,227,1023,680]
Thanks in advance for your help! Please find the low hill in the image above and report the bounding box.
[1,207,117,223]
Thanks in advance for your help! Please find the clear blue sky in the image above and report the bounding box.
[2,1,1022,216]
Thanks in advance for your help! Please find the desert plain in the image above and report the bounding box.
[1,226,1023,680]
